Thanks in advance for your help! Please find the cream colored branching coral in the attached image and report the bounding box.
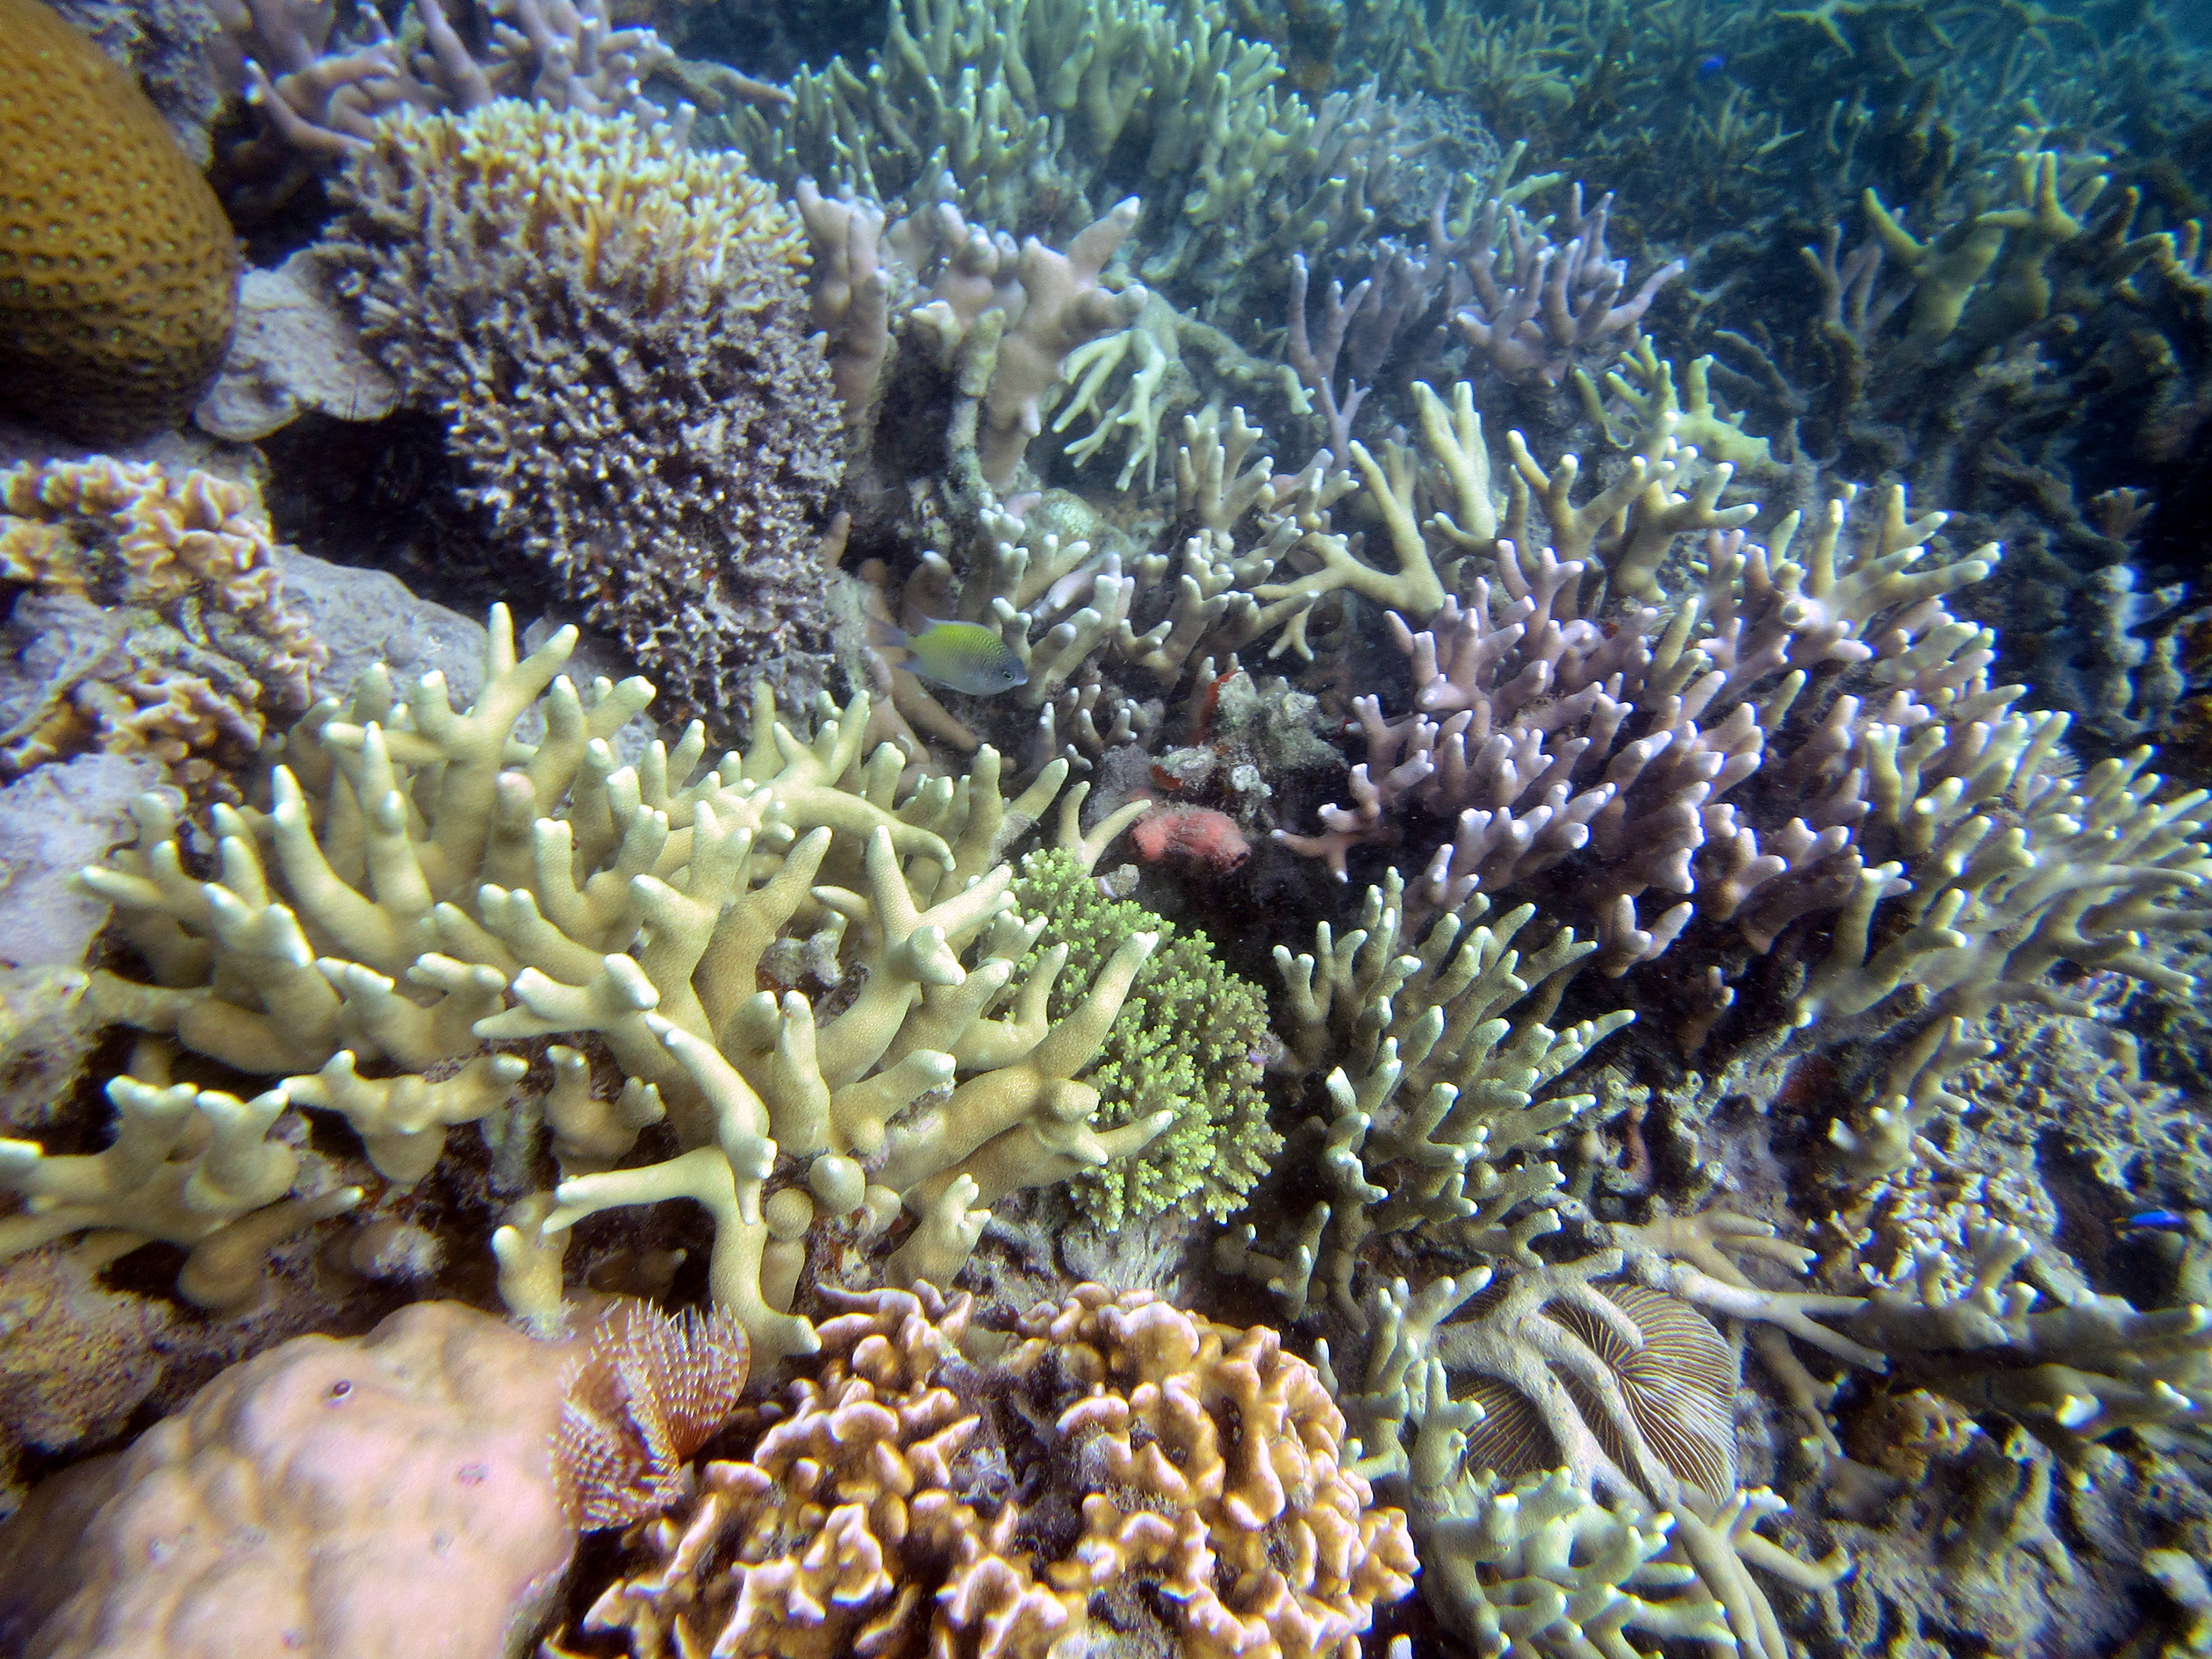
[1221,868,1632,1325]
[0,458,327,794]
[569,1282,1418,1659]
[0,1039,363,1312]
[875,400,1430,746]
[1843,1219,2212,1454]
[795,183,1147,488]
[59,609,1186,1352]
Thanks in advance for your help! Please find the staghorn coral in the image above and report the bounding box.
[1842,1218,2212,1458]
[1223,865,1632,1325]
[1449,183,1683,389]
[795,182,1151,491]
[0,0,241,444]
[1216,858,1890,1657]
[317,101,844,729]
[1,458,327,796]
[0,1299,585,1659]
[569,1281,1418,1659]
[57,607,1212,1356]
[1276,381,2210,1171]
[731,0,1439,330]
[207,0,692,210]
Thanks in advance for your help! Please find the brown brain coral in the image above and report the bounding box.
[0,0,240,442]
[572,1282,1418,1659]
[0,457,326,794]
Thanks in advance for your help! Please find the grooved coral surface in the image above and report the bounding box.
[0,0,239,442]
[0,1301,583,1659]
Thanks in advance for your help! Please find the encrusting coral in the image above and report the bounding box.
[316,100,845,729]
[567,1280,1418,1659]
[0,0,241,442]
[0,458,327,796]
[30,607,1218,1353]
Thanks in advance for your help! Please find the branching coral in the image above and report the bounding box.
[569,1282,1418,1659]
[211,0,683,206]
[734,0,1428,327]
[318,100,844,728]
[1843,1218,2212,1456]
[1452,184,1684,387]
[1276,379,2209,1171]
[1221,866,1631,1323]
[1217,868,1864,1656]
[797,182,1151,492]
[55,608,1206,1355]
[1,459,327,797]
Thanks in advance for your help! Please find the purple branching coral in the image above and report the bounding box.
[1276,391,2210,1168]
[1286,169,1685,457]
[210,0,693,209]
[1453,185,1684,386]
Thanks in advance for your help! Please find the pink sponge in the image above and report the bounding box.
[0,1302,584,1659]
[1131,805,1253,871]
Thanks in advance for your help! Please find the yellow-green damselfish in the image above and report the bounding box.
[883,618,1028,694]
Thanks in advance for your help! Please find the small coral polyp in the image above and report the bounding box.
[571,1282,1418,1659]
[28,607,1206,1339]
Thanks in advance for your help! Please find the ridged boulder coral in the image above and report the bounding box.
[0,1301,582,1659]
[0,0,239,442]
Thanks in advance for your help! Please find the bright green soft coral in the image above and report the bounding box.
[1013,848,1278,1225]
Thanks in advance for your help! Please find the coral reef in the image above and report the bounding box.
[6,2,2212,1655]
[316,101,844,729]
[568,1281,1418,1659]
[1275,382,2210,1174]
[207,0,693,212]
[0,0,241,443]
[43,609,1239,1355]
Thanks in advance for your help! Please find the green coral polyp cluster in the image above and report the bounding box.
[1014,846,1279,1224]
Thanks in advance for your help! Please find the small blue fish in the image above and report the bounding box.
[1695,51,1727,80]
[881,617,1027,695]
[2122,1210,2190,1232]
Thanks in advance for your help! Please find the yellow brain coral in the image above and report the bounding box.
[0,0,240,442]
